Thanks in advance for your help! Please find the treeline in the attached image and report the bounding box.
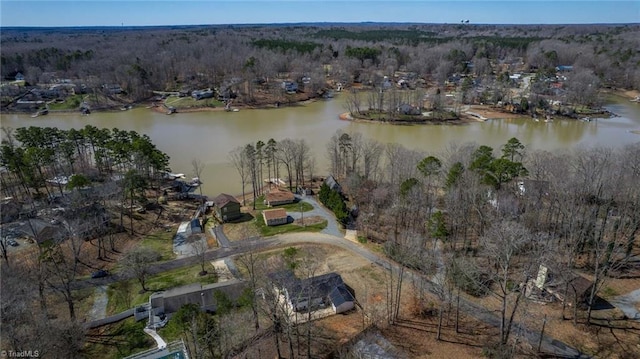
[228,138,314,207]
[230,130,639,352]
[318,182,348,224]
[2,23,639,104]
[326,130,639,345]
[0,125,170,201]
[0,126,173,358]
[251,39,322,54]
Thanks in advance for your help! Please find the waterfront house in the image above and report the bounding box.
[282,81,298,93]
[213,193,241,222]
[264,190,295,207]
[325,175,342,193]
[555,65,574,72]
[192,89,214,100]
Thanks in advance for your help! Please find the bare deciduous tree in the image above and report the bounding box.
[122,246,161,292]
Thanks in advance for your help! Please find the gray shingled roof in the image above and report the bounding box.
[214,193,239,207]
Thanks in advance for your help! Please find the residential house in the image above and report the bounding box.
[264,190,295,207]
[529,265,595,307]
[262,208,288,226]
[555,65,574,72]
[17,219,66,245]
[270,271,355,314]
[102,84,124,94]
[14,72,25,81]
[213,193,241,222]
[192,89,214,100]
[149,280,246,317]
[516,179,550,198]
[557,276,594,306]
[381,76,392,90]
[325,175,342,193]
[282,81,298,93]
[396,103,421,115]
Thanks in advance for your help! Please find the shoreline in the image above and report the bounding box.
[150,97,321,114]
[2,88,637,116]
[339,111,478,125]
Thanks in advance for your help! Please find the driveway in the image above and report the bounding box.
[88,285,108,321]
[610,288,640,321]
[287,195,343,237]
[212,225,231,248]
[74,225,589,358]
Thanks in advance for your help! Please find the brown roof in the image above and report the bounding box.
[568,276,593,297]
[265,190,295,203]
[214,193,239,207]
[263,208,287,220]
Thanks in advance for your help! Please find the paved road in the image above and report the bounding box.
[78,215,589,357]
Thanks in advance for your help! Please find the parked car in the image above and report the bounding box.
[91,269,109,278]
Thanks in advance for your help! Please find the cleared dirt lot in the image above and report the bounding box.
[234,243,503,358]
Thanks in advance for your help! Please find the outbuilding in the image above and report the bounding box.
[262,208,288,226]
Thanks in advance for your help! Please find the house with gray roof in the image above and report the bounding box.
[149,280,246,317]
[213,193,241,222]
[270,270,355,314]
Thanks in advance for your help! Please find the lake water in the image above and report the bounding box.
[2,95,639,197]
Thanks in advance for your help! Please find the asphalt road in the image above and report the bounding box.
[77,205,590,358]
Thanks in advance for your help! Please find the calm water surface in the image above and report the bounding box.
[2,95,639,196]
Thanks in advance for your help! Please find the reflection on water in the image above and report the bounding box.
[1,95,638,196]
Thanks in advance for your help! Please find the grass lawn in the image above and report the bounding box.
[84,318,153,359]
[107,263,218,315]
[255,211,327,236]
[139,229,176,262]
[48,94,84,110]
[165,95,224,109]
[253,195,314,212]
[73,287,98,321]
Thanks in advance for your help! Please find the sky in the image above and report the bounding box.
[0,0,638,27]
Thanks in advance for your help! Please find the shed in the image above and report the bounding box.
[262,208,288,226]
[189,218,202,234]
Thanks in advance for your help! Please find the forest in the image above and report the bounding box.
[222,131,640,357]
[2,23,639,111]
[1,120,639,357]
[1,22,640,358]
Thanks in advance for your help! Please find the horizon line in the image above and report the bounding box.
[2,21,639,29]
